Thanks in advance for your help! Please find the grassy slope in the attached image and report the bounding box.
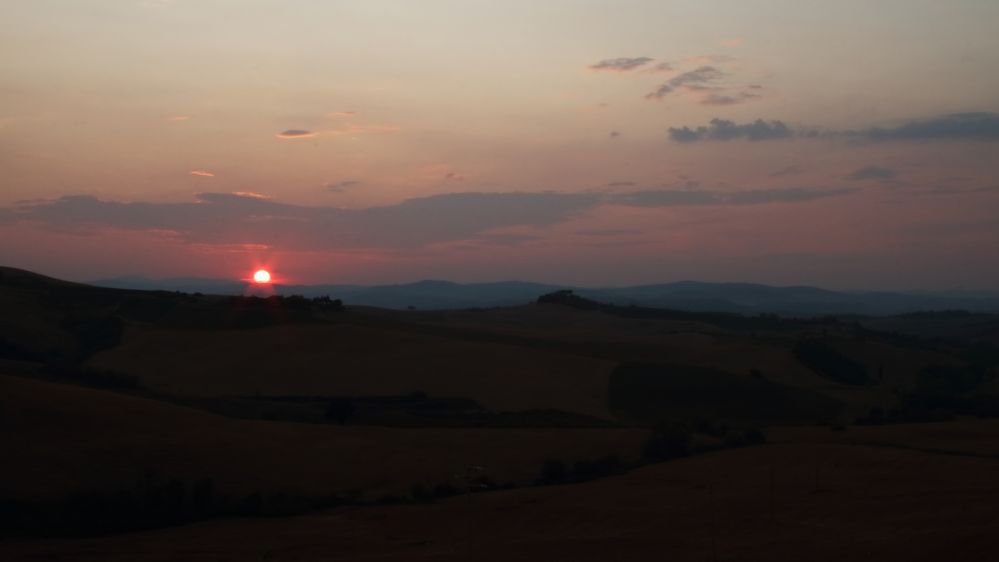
[88,322,617,419]
[89,305,959,425]
[0,375,645,502]
[4,423,999,561]
[373,306,962,401]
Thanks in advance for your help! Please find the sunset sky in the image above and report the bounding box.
[2,0,998,289]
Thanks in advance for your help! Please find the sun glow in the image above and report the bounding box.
[253,269,272,284]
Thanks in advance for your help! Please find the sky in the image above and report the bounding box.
[1,0,998,290]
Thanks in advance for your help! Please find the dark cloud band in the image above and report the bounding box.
[669,112,999,143]
[2,188,854,252]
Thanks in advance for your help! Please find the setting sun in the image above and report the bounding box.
[252,269,272,284]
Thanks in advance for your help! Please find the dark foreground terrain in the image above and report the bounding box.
[2,266,999,560]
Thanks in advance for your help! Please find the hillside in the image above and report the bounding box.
[3,267,999,554]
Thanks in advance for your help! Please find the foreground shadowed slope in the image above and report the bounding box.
[4,422,999,561]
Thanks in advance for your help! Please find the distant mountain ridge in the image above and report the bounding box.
[90,274,999,316]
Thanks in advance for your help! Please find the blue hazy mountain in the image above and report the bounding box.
[90,276,999,316]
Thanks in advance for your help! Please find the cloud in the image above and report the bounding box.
[276,129,317,139]
[325,180,361,193]
[668,112,999,143]
[771,165,804,177]
[575,228,644,237]
[700,91,760,106]
[720,38,744,47]
[589,57,654,72]
[327,111,356,117]
[3,192,599,251]
[682,55,736,64]
[669,118,793,142]
[606,181,636,188]
[168,116,190,121]
[848,112,999,141]
[610,187,852,207]
[847,166,897,181]
[669,175,701,189]
[1,187,854,252]
[922,184,999,197]
[647,62,674,73]
[609,131,621,138]
[189,170,215,177]
[645,66,725,100]
[443,172,464,181]
[470,233,544,247]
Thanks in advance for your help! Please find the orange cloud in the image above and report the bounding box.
[168,115,190,121]
[190,170,215,177]
[327,111,356,117]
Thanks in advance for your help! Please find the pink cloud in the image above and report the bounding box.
[190,170,215,177]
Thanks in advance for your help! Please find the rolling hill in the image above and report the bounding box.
[91,274,999,315]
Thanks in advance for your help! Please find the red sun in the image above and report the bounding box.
[252,269,272,284]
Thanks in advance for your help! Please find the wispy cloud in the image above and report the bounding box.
[645,66,725,100]
[700,91,760,106]
[189,170,215,177]
[168,115,190,121]
[682,55,736,64]
[589,57,654,72]
[846,166,897,182]
[609,187,852,207]
[325,180,361,193]
[575,228,644,237]
[771,165,804,177]
[327,111,356,117]
[276,129,318,139]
